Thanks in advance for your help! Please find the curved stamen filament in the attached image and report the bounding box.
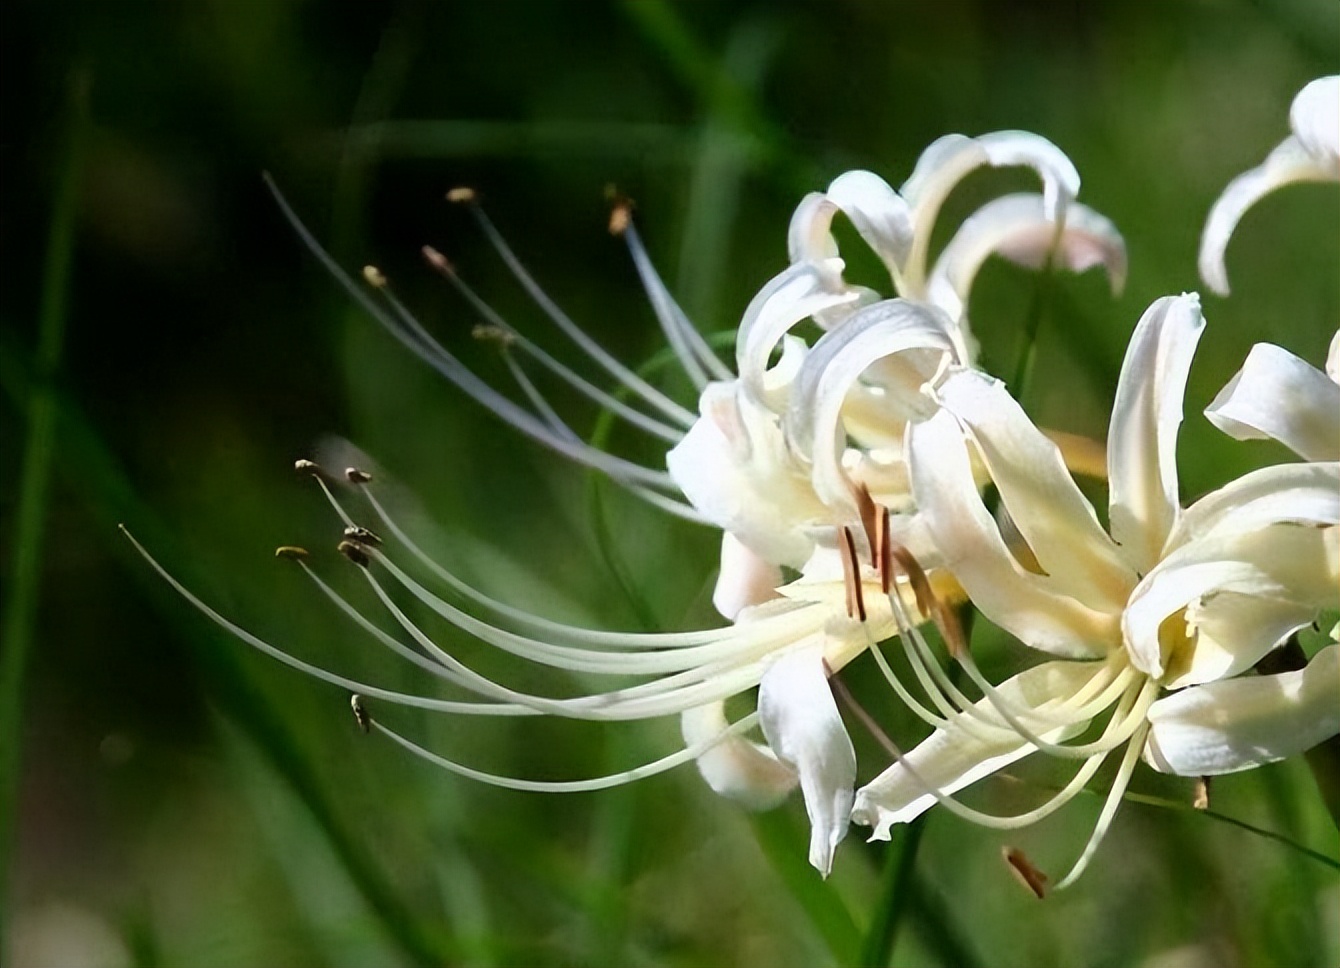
[453,194,697,428]
[368,707,760,793]
[1053,720,1150,890]
[422,257,685,443]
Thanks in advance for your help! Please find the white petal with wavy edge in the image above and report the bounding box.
[926,194,1127,332]
[1169,461,1340,548]
[936,369,1135,614]
[1106,294,1204,574]
[682,701,796,809]
[1205,342,1340,461]
[1124,523,1338,684]
[908,406,1119,658]
[1145,644,1340,776]
[758,645,857,876]
[667,383,824,568]
[852,659,1099,839]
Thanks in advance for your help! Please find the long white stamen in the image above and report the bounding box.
[1053,721,1150,890]
[369,709,760,792]
[351,483,801,650]
[620,218,732,386]
[263,176,676,491]
[456,196,697,428]
[426,264,686,443]
[497,345,580,441]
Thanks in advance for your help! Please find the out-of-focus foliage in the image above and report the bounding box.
[2,2,1337,966]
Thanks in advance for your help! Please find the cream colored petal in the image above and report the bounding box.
[1198,135,1337,296]
[1205,342,1340,461]
[1326,330,1339,383]
[667,383,820,568]
[788,171,915,280]
[852,660,1098,838]
[735,262,867,409]
[785,300,958,510]
[713,532,784,621]
[1106,294,1205,573]
[938,370,1135,614]
[1169,461,1340,549]
[758,646,857,877]
[1145,644,1340,776]
[1124,524,1338,683]
[1179,592,1317,688]
[909,407,1119,658]
[927,194,1127,326]
[682,702,796,808]
[1290,76,1340,170]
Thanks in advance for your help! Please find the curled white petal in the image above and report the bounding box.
[788,171,914,280]
[1170,461,1340,548]
[852,660,1097,838]
[1145,644,1340,776]
[908,406,1119,659]
[785,299,958,510]
[1106,294,1205,573]
[667,383,823,568]
[1205,342,1340,461]
[937,369,1135,614]
[1290,76,1340,171]
[682,702,796,808]
[758,646,856,877]
[927,194,1127,329]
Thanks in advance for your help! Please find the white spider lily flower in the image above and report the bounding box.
[787,132,1127,356]
[849,293,1340,888]
[1199,76,1339,296]
[1205,329,1340,462]
[125,472,955,877]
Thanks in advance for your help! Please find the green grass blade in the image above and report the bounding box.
[0,70,89,951]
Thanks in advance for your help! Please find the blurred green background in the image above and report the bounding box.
[3,1,1338,965]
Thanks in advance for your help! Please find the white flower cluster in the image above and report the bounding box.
[128,76,1338,887]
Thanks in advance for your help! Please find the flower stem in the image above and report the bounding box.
[858,816,928,967]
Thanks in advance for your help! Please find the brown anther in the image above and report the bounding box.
[838,526,867,623]
[445,186,477,203]
[337,540,370,567]
[853,484,880,569]
[608,201,631,236]
[1003,846,1049,899]
[888,541,965,658]
[877,506,892,595]
[421,245,455,277]
[342,525,382,548]
[362,265,388,289]
[472,323,516,346]
[345,467,373,485]
[350,694,371,734]
[274,545,310,561]
[1193,776,1211,811]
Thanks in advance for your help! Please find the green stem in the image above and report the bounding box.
[0,71,89,949]
[858,817,928,967]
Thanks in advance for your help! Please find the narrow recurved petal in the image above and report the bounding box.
[852,660,1098,839]
[908,407,1119,659]
[785,299,958,510]
[787,170,915,280]
[1289,76,1340,172]
[757,646,857,877]
[1145,644,1340,776]
[1106,294,1205,574]
[682,701,796,808]
[712,532,783,621]
[926,194,1127,330]
[1168,461,1340,549]
[899,131,1081,289]
[936,369,1135,615]
[1205,342,1340,461]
